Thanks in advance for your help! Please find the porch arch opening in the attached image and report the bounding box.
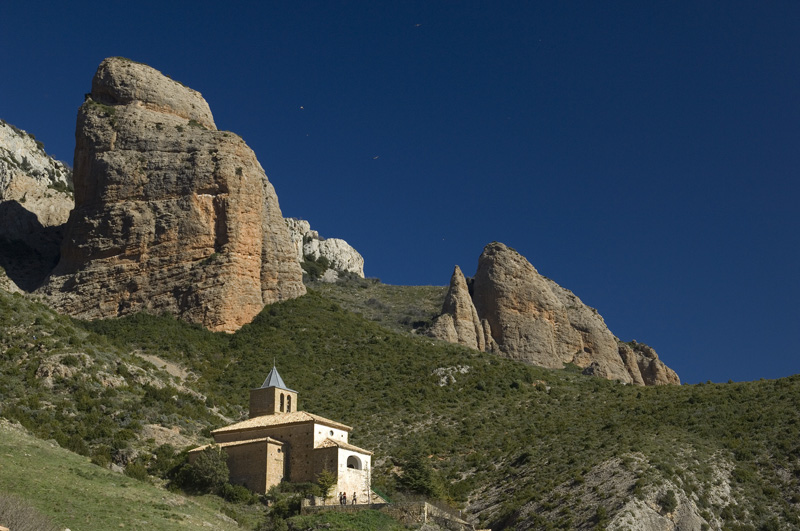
[346,455,362,470]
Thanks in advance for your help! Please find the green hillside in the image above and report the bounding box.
[0,419,244,530]
[2,279,800,529]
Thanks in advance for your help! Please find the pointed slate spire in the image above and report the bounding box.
[261,366,296,392]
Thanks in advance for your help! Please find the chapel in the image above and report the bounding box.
[189,367,373,501]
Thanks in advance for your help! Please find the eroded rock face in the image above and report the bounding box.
[38,57,305,332]
[618,341,680,386]
[285,217,365,277]
[472,243,586,368]
[429,266,487,351]
[0,120,74,290]
[430,242,679,386]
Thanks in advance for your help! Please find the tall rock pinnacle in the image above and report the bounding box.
[39,57,305,332]
[428,265,490,351]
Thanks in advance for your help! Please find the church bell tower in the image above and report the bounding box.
[249,366,298,418]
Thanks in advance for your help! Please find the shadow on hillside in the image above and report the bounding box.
[0,200,63,291]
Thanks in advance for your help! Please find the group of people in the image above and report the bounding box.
[338,491,356,505]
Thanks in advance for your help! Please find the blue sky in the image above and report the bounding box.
[2,2,798,384]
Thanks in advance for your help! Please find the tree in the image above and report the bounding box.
[659,489,678,514]
[316,468,337,501]
[177,445,229,494]
[395,451,445,499]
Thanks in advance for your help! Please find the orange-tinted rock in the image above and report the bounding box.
[430,266,487,350]
[39,58,305,331]
[433,242,679,386]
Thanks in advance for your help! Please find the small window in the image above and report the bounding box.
[330,430,334,436]
[287,395,292,412]
[280,393,285,412]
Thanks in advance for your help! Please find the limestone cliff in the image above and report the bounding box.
[0,120,73,290]
[285,217,365,278]
[38,57,305,332]
[430,242,679,386]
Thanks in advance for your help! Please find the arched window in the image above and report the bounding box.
[287,395,292,412]
[346,455,362,470]
[280,393,284,412]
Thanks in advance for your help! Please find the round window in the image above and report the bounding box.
[330,430,334,436]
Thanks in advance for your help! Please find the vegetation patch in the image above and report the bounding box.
[1,282,799,528]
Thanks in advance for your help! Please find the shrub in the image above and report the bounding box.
[0,494,60,531]
[175,445,229,494]
[316,468,337,500]
[659,489,678,514]
[301,256,330,280]
[394,451,445,500]
[149,443,181,479]
[222,482,256,504]
[124,461,150,482]
[91,445,112,468]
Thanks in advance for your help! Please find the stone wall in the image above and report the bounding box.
[300,501,475,530]
[312,424,348,448]
[332,448,371,504]
[249,387,298,417]
[226,440,270,492]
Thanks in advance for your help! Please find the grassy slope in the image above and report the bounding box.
[0,419,241,531]
[305,275,447,333]
[2,281,800,529]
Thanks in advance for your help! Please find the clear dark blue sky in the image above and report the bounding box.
[2,2,798,384]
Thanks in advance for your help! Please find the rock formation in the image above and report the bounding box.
[285,217,365,278]
[0,120,73,290]
[428,266,490,351]
[38,57,305,332]
[430,242,679,385]
[616,341,680,386]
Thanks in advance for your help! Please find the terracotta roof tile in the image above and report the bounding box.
[212,411,352,435]
[188,436,283,453]
[316,437,373,455]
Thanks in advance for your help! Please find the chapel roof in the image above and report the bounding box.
[188,436,284,453]
[260,366,296,392]
[212,411,352,435]
[316,437,373,455]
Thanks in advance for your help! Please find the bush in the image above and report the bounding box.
[124,461,150,482]
[394,451,446,500]
[301,257,328,280]
[149,443,181,479]
[316,468,337,500]
[0,494,60,531]
[175,445,229,494]
[659,489,678,514]
[222,482,256,504]
[91,446,112,468]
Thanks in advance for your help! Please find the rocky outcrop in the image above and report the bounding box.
[545,278,631,382]
[472,452,722,530]
[0,120,73,290]
[617,341,680,386]
[38,57,305,332]
[429,266,491,351]
[430,242,679,386]
[286,217,365,278]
